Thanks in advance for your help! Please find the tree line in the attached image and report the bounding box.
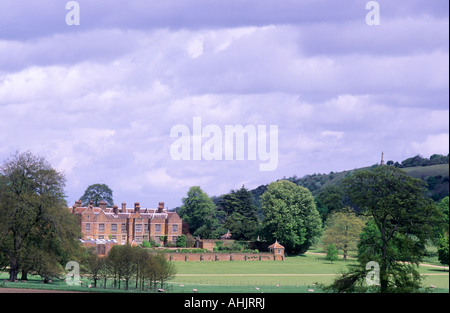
[389,153,449,168]
[83,244,176,291]
[177,182,323,255]
[177,165,449,293]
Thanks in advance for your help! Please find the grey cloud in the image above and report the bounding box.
[2,0,448,39]
[0,0,448,207]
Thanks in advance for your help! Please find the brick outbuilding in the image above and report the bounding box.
[268,240,285,260]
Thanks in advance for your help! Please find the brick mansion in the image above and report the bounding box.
[70,200,182,247]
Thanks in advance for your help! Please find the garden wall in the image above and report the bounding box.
[166,252,282,261]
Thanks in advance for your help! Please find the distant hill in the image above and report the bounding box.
[402,164,449,201]
[250,155,449,207]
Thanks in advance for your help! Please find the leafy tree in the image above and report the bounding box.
[178,186,217,237]
[106,246,121,288]
[322,210,366,260]
[218,186,260,240]
[328,166,444,293]
[133,246,149,289]
[315,185,345,221]
[115,244,136,290]
[84,245,176,291]
[83,249,105,288]
[0,151,80,282]
[326,244,339,263]
[437,196,449,226]
[260,180,322,254]
[434,196,449,240]
[193,218,227,239]
[401,154,430,167]
[80,183,114,207]
[153,253,177,289]
[437,235,449,266]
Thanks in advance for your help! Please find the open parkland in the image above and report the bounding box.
[1,252,448,294]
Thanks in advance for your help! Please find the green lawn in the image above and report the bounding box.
[171,254,449,293]
[1,254,448,293]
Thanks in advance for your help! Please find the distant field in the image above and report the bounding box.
[402,164,449,179]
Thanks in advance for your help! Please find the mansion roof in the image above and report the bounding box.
[70,201,181,221]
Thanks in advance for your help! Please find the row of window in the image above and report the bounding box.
[95,235,179,244]
[85,223,178,234]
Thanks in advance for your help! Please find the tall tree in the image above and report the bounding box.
[218,186,260,240]
[315,185,345,221]
[437,196,449,226]
[322,210,366,260]
[178,186,217,236]
[260,180,322,254]
[80,183,114,207]
[329,166,444,293]
[437,235,449,266]
[83,249,106,288]
[0,151,80,281]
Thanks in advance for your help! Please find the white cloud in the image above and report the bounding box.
[321,131,344,140]
[411,134,450,157]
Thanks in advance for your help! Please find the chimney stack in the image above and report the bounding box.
[122,202,126,212]
[113,205,119,215]
[158,202,164,213]
[134,202,140,213]
[99,201,107,210]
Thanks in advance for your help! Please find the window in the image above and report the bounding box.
[144,224,149,233]
[122,223,126,233]
[172,224,178,233]
[135,224,142,233]
[155,224,161,233]
[111,224,117,232]
[85,223,91,232]
[277,249,281,255]
[99,223,105,233]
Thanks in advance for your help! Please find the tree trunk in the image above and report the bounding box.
[8,258,19,282]
[9,268,18,282]
[21,269,28,281]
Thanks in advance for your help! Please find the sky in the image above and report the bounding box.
[0,0,448,210]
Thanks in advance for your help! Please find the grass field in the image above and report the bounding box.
[402,164,449,178]
[1,254,448,293]
[169,254,449,293]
